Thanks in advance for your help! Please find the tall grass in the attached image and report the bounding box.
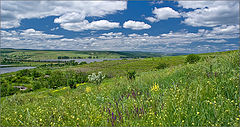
[0,51,239,126]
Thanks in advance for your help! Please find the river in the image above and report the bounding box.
[41,58,125,63]
[0,67,36,74]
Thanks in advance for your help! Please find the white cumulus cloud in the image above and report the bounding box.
[146,7,180,22]
[123,20,151,30]
[1,1,127,29]
[58,20,120,31]
[179,1,239,27]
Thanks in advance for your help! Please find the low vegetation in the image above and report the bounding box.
[185,54,201,64]
[0,50,239,126]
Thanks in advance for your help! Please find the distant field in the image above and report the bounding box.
[0,48,170,61]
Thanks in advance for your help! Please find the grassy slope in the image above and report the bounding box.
[67,55,185,77]
[0,50,239,126]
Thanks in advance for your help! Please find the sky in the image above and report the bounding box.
[1,0,239,53]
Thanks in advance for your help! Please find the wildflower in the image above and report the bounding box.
[62,87,67,90]
[236,118,239,121]
[76,83,86,87]
[52,89,59,93]
[197,112,200,115]
[192,123,195,125]
[85,86,91,93]
[151,82,160,92]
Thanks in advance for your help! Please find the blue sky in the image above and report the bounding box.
[1,1,239,53]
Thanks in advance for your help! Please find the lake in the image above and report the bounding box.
[0,67,36,74]
[41,58,125,63]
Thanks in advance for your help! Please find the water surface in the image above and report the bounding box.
[0,67,35,74]
[41,58,124,63]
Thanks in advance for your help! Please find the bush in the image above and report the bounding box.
[68,79,77,89]
[17,69,31,77]
[185,54,201,64]
[48,71,67,89]
[127,70,136,80]
[0,83,19,97]
[156,62,168,69]
[88,72,105,85]
[79,61,87,65]
[33,81,42,90]
[31,70,42,78]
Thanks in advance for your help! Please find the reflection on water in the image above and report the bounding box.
[0,67,35,74]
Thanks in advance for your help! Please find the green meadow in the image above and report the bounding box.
[0,50,239,126]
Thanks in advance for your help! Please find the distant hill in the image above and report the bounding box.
[0,48,189,60]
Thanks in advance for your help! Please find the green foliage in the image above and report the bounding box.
[79,61,87,65]
[32,69,43,78]
[68,79,77,89]
[17,69,31,77]
[47,71,67,89]
[155,62,168,69]
[32,81,42,90]
[127,70,136,80]
[0,83,20,97]
[185,54,201,64]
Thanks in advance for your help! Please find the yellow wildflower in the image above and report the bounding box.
[62,87,67,90]
[151,82,160,92]
[76,83,86,87]
[86,86,91,93]
[197,112,200,115]
[52,89,59,93]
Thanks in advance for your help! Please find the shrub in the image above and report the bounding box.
[33,81,42,90]
[88,72,105,85]
[17,69,31,77]
[69,84,77,89]
[48,71,67,89]
[79,61,87,65]
[127,70,136,80]
[31,70,42,78]
[156,62,168,69]
[0,83,19,97]
[185,54,201,64]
